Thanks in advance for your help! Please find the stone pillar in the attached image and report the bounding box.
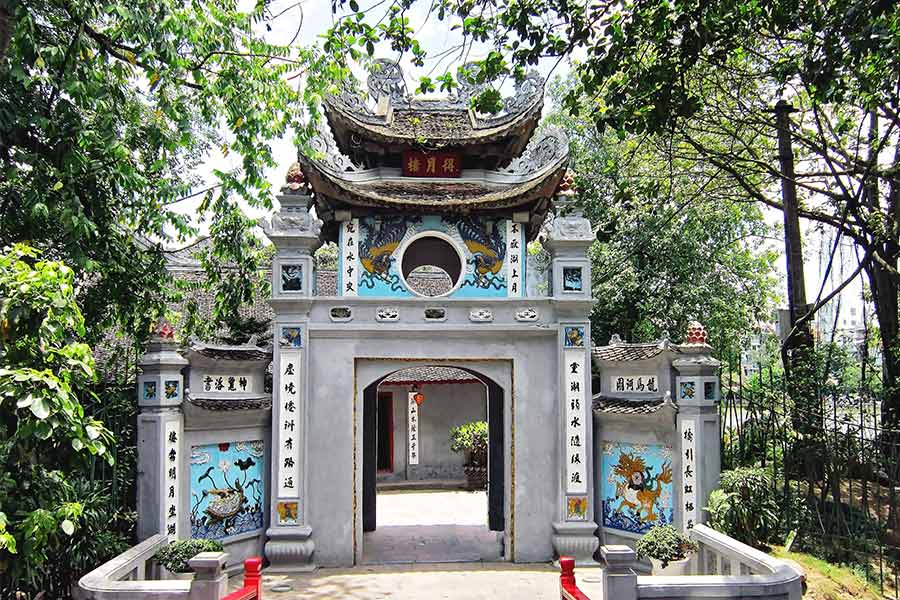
[601,546,638,600]
[136,322,188,541]
[672,322,721,531]
[261,169,321,571]
[188,552,229,600]
[546,177,600,565]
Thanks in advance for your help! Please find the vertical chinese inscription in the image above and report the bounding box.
[407,391,419,466]
[278,350,301,498]
[506,220,523,297]
[564,345,588,494]
[164,420,180,539]
[680,418,698,531]
[340,219,359,297]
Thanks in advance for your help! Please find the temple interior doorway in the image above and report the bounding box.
[361,365,506,564]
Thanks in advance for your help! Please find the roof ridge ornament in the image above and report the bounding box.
[367,59,407,105]
[306,117,363,175]
[498,126,568,176]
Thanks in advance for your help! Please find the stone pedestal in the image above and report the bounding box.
[264,526,316,572]
[552,521,600,566]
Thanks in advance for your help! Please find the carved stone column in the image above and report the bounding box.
[136,322,188,541]
[672,322,721,531]
[546,177,600,565]
[262,167,322,571]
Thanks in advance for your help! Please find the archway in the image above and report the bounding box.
[360,364,506,563]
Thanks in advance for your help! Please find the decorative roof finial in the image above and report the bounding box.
[153,318,175,341]
[684,321,708,345]
[556,169,577,196]
[609,333,623,345]
[284,162,310,194]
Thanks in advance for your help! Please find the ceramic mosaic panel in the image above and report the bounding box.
[276,501,299,525]
[143,381,157,402]
[190,440,265,540]
[342,215,521,298]
[562,267,583,292]
[601,441,674,535]
[280,264,303,292]
[563,326,585,348]
[680,381,696,400]
[566,496,588,521]
[280,327,302,348]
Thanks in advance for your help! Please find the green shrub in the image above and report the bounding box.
[706,467,779,549]
[449,421,488,466]
[153,539,224,573]
[635,525,698,567]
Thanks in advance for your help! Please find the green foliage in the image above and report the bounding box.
[0,244,129,596]
[635,525,698,567]
[153,539,224,574]
[545,81,779,350]
[449,420,488,466]
[1,0,313,343]
[706,468,779,549]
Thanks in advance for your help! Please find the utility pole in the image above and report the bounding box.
[774,99,812,344]
[774,99,819,462]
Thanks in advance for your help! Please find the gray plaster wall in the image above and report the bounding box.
[280,300,565,567]
[378,382,487,481]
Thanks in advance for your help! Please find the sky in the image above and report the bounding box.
[174,0,868,324]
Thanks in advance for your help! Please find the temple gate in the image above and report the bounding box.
[134,60,721,572]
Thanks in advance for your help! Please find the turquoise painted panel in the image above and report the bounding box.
[601,441,674,535]
[190,440,265,540]
[353,215,510,298]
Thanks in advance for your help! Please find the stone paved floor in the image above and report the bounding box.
[252,563,564,599]
[233,490,602,599]
[362,489,502,564]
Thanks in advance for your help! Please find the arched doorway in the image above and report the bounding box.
[360,364,506,563]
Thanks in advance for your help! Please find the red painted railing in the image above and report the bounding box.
[221,557,263,600]
[559,556,592,600]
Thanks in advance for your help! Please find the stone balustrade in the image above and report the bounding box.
[565,525,804,600]
[635,524,803,599]
[76,534,229,600]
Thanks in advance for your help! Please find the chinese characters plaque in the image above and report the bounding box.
[407,391,419,465]
[402,151,461,178]
[564,344,588,494]
[679,418,698,530]
[506,221,524,297]
[340,219,359,297]
[278,350,301,498]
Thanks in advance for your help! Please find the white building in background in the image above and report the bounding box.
[808,227,874,355]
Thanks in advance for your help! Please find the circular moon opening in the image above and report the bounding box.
[400,235,464,297]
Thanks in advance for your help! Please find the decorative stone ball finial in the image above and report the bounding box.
[556,169,577,196]
[684,321,708,345]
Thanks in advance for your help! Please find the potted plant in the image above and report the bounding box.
[154,538,225,580]
[449,420,488,490]
[635,525,698,576]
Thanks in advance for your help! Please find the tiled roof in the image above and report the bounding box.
[592,343,679,362]
[187,394,272,411]
[382,366,483,386]
[187,339,272,361]
[592,396,670,415]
